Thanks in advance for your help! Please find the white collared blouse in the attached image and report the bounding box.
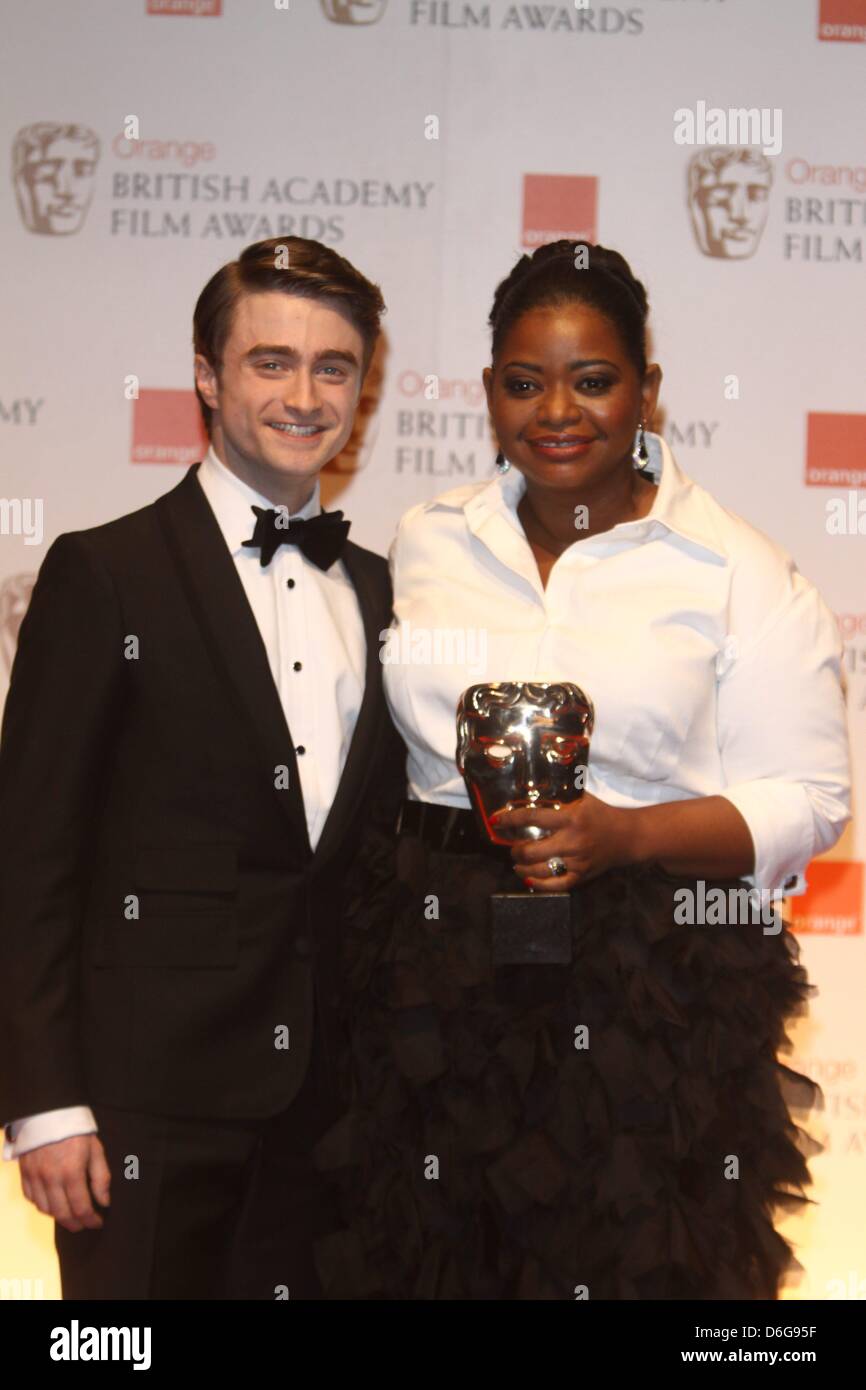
[382,432,852,895]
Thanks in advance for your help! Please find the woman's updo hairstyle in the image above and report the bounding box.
[488,241,649,378]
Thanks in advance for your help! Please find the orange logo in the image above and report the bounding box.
[790,860,863,935]
[818,0,866,42]
[131,390,208,465]
[805,412,866,487]
[522,175,597,249]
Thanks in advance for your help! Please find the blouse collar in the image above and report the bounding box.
[463,432,727,560]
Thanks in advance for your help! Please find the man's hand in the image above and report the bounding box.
[19,1135,111,1232]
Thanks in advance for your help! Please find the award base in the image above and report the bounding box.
[490,892,572,966]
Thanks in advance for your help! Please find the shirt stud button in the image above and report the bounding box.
[296,745,305,755]
[293,661,302,671]
[286,578,296,589]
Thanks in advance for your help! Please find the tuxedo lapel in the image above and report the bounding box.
[311,541,385,868]
[155,464,311,855]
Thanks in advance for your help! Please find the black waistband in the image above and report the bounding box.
[396,799,492,854]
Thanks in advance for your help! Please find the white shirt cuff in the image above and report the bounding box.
[3,1106,98,1160]
[718,780,818,895]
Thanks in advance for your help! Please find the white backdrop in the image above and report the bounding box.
[1,0,864,1300]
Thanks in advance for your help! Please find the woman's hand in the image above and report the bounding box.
[492,792,635,892]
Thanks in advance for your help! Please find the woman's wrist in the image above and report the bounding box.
[614,796,755,879]
[619,804,654,868]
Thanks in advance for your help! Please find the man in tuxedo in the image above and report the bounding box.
[0,236,406,1299]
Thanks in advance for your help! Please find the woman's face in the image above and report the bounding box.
[482,301,661,496]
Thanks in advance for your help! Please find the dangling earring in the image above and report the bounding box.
[631,420,649,470]
[495,448,511,473]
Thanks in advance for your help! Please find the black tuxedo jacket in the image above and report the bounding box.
[0,464,406,1122]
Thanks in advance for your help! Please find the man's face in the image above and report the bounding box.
[16,135,98,235]
[691,163,771,259]
[325,352,383,473]
[195,291,366,492]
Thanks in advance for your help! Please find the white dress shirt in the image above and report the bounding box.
[4,445,365,1159]
[384,430,851,897]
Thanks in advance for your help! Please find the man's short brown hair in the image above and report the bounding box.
[193,236,386,438]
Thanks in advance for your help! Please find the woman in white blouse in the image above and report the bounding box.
[314,241,851,1301]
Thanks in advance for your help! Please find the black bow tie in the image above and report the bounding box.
[241,506,351,571]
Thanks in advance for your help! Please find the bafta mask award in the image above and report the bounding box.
[456,681,594,966]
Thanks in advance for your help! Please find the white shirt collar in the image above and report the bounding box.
[464,432,726,560]
[196,445,322,557]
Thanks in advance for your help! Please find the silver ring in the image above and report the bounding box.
[547,857,567,877]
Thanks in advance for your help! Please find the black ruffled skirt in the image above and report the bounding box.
[312,823,822,1300]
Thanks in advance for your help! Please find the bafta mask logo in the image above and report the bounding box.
[456,682,594,845]
[320,0,387,23]
[12,122,100,236]
[0,573,36,674]
[687,147,772,260]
